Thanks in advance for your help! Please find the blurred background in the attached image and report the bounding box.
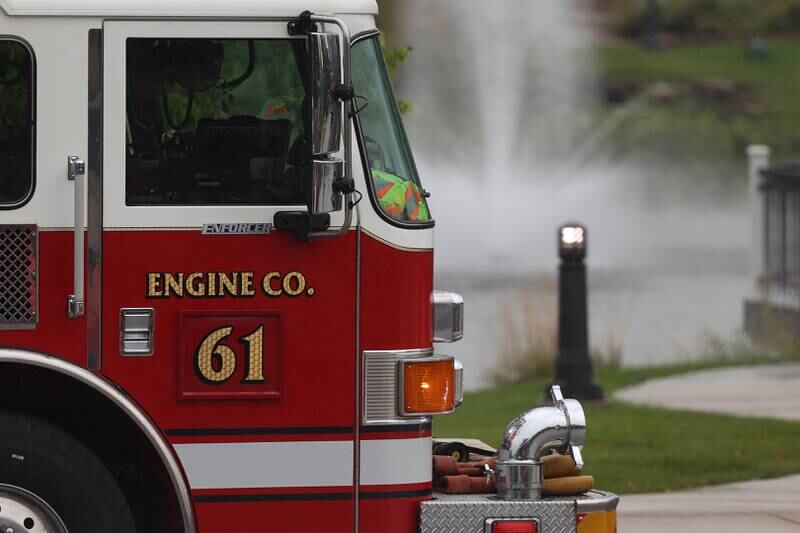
[375,0,800,390]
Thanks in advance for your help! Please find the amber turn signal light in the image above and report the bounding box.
[400,357,455,415]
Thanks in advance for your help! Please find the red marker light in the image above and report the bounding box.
[489,519,538,533]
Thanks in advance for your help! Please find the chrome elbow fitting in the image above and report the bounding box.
[495,386,586,500]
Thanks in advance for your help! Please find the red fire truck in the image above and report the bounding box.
[0,1,617,531]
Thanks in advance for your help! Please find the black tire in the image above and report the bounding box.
[0,411,137,532]
[433,442,469,463]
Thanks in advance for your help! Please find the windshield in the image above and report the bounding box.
[352,36,431,224]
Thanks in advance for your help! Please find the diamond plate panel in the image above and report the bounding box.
[0,225,37,329]
[421,491,617,533]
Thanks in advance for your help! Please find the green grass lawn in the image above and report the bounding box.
[593,39,800,160]
[433,362,800,495]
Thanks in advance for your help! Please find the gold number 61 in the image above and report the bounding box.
[194,325,265,385]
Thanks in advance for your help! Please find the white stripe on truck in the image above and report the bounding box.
[174,437,433,489]
[360,437,432,486]
[174,440,353,489]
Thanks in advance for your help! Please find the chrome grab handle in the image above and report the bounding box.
[67,156,86,319]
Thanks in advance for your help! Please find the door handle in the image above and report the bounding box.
[120,308,155,355]
[67,155,86,319]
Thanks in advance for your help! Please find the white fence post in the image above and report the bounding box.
[747,145,771,287]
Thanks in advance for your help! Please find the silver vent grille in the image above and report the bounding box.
[0,225,37,329]
[363,349,431,425]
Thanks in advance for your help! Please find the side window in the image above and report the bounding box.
[125,38,309,206]
[352,37,430,224]
[0,39,34,208]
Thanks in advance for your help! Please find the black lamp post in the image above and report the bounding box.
[548,223,604,401]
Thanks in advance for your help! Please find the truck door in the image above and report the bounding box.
[100,21,357,531]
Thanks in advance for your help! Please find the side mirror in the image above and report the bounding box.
[309,32,345,214]
[310,159,344,214]
[311,32,343,156]
[277,13,355,238]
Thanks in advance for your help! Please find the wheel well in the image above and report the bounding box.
[0,362,187,533]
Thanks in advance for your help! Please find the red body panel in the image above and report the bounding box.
[358,233,434,533]
[0,231,84,363]
[101,229,358,530]
[359,425,434,533]
[101,230,357,430]
[1,227,435,532]
[359,234,433,351]
[360,493,429,533]
[194,500,354,533]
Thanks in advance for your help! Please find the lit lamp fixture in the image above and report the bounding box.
[559,224,587,260]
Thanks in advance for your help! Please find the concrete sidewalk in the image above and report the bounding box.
[613,364,800,532]
[615,364,800,421]
[618,474,800,532]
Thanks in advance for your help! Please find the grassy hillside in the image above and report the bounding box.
[594,39,800,161]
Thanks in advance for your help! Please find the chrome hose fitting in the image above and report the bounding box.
[495,386,586,500]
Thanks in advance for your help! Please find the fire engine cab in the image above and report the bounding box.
[0,1,617,531]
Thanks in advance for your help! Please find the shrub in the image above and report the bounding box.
[491,279,630,385]
[612,0,800,40]
[491,280,558,385]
